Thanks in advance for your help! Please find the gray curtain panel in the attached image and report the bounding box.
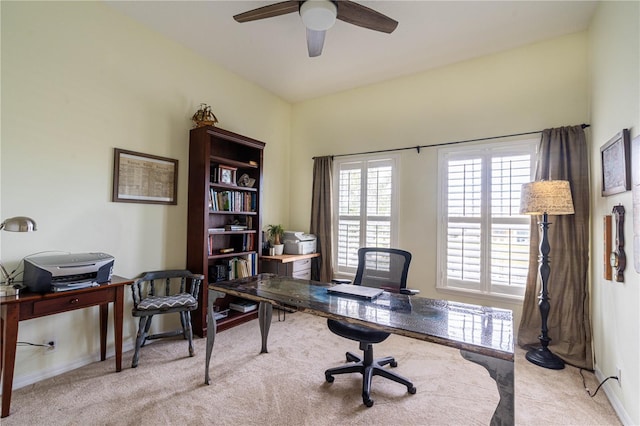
[310,156,333,282]
[518,125,593,369]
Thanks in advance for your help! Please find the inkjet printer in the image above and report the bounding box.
[283,231,317,255]
[23,252,114,293]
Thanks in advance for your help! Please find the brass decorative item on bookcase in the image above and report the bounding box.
[187,125,265,336]
[191,103,218,128]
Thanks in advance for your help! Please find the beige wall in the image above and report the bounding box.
[290,32,589,329]
[589,2,640,424]
[3,1,638,423]
[1,2,291,386]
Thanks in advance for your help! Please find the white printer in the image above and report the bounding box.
[283,231,317,255]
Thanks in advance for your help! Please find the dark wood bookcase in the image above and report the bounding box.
[187,126,265,337]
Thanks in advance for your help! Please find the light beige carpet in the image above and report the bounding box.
[3,312,620,425]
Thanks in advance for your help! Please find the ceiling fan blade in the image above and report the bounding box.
[306,29,326,57]
[336,0,398,33]
[233,1,299,23]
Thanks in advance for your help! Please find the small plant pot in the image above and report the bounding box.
[272,244,284,255]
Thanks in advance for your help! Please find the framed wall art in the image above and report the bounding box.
[600,129,631,196]
[112,148,178,205]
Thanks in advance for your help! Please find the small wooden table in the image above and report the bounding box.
[260,253,320,280]
[0,275,132,418]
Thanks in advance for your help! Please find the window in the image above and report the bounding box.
[437,139,537,299]
[333,154,399,276]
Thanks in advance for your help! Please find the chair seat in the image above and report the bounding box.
[327,319,390,344]
[136,293,197,312]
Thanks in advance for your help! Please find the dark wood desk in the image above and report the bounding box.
[204,274,514,425]
[0,275,132,418]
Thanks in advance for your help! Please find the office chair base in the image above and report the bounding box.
[325,349,416,407]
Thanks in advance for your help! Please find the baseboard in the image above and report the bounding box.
[594,365,633,425]
[8,341,135,392]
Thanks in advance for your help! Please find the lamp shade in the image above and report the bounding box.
[300,0,337,31]
[0,216,38,232]
[520,180,575,216]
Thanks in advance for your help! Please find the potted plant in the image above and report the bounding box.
[267,224,285,255]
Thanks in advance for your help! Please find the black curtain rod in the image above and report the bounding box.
[313,123,590,160]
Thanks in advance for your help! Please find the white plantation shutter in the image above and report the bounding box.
[334,155,398,276]
[438,140,536,298]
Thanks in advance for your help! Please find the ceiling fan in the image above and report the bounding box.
[233,0,398,57]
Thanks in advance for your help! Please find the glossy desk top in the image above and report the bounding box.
[210,274,513,361]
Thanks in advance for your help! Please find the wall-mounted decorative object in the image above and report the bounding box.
[610,204,626,282]
[600,129,631,196]
[112,148,178,205]
[603,215,612,280]
[191,103,218,128]
[632,134,640,273]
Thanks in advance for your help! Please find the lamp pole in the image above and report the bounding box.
[526,212,565,369]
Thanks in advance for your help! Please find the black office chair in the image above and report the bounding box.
[130,270,203,368]
[325,247,419,407]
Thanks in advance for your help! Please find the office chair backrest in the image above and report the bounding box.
[353,247,412,294]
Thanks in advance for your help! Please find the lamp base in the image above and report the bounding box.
[526,347,565,370]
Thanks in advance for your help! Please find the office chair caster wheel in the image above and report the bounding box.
[390,360,398,367]
[408,386,417,394]
[363,397,374,407]
[325,374,334,383]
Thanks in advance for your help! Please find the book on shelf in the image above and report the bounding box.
[213,309,229,321]
[225,224,248,231]
[229,299,258,313]
[209,228,225,233]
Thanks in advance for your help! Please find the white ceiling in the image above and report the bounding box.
[105,1,598,103]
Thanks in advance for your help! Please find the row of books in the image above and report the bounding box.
[228,254,258,280]
[207,233,256,256]
[209,189,257,212]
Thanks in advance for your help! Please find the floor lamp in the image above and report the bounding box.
[519,180,574,370]
[0,216,38,288]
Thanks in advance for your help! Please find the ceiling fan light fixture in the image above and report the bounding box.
[300,0,337,31]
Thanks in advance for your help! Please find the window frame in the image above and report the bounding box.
[436,138,538,301]
[332,153,400,278]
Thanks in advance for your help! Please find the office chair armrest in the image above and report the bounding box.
[400,288,420,295]
[331,279,352,285]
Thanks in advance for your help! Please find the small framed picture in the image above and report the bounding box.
[601,129,631,196]
[218,165,237,185]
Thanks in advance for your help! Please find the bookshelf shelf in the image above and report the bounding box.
[187,126,265,337]
[210,155,258,170]
[210,182,258,192]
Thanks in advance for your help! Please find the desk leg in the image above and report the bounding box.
[114,285,124,372]
[205,290,224,385]
[99,304,108,362]
[258,302,272,354]
[1,303,19,418]
[460,350,514,426]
